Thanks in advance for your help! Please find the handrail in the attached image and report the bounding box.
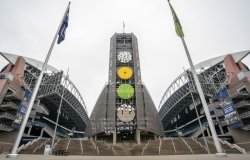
[158,137,162,155]
[0,102,18,109]
[66,138,71,151]
[17,137,40,153]
[181,138,193,154]
[0,123,13,131]
[0,112,15,120]
[90,138,99,155]
[141,140,149,155]
[79,138,83,155]
[111,146,116,156]
[219,139,246,154]
[235,100,250,108]
[171,137,176,154]
[239,111,250,119]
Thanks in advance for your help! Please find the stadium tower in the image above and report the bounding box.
[86,33,164,144]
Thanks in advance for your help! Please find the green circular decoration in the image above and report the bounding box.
[116,84,134,99]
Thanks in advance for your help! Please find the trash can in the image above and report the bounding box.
[44,144,51,155]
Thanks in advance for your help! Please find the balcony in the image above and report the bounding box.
[4,91,23,101]
[239,111,250,119]
[0,102,19,110]
[230,90,249,99]
[0,123,13,131]
[33,103,49,115]
[0,112,15,120]
[242,124,250,131]
[235,100,250,109]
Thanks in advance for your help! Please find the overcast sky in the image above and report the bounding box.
[0,0,250,115]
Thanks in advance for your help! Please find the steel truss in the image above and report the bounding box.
[159,63,228,128]
[22,63,88,131]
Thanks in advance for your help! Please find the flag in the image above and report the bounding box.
[57,7,70,44]
[168,1,184,37]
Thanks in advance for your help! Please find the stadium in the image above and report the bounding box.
[0,52,89,153]
[0,34,249,157]
[158,50,250,151]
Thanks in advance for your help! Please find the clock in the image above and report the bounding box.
[117,67,133,80]
[117,104,135,122]
[116,84,134,99]
[117,51,132,63]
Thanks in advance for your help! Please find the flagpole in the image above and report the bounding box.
[123,21,125,33]
[6,2,71,158]
[180,37,226,157]
[167,0,226,157]
[51,68,69,153]
[184,68,210,154]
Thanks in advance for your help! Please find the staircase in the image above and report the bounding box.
[160,138,175,155]
[14,137,245,156]
[143,140,160,155]
[172,138,192,154]
[82,139,98,155]
[112,142,145,156]
[66,139,82,155]
[94,140,114,156]
[185,138,207,154]
[19,138,47,154]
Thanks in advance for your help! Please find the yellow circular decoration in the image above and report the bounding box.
[117,67,133,80]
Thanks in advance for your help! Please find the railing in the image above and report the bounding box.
[141,140,149,155]
[90,138,99,155]
[0,112,15,120]
[171,138,176,154]
[242,124,250,130]
[33,138,48,154]
[181,138,193,154]
[34,103,49,115]
[192,137,206,150]
[111,146,116,155]
[44,124,57,138]
[239,111,250,119]
[0,123,13,131]
[158,137,162,155]
[5,91,22,100]
[219,139,246,154]
[231,90,249,98]
[79,138,83,155]
[0,102,18,110]
[235,100,250,108]
[66,139,71,151]
[17,137,40,153]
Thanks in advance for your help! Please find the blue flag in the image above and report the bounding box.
[57,8,69,44]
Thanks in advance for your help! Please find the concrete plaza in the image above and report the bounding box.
[1,154,250,160]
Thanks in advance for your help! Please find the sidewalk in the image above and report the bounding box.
[1,154,250,160]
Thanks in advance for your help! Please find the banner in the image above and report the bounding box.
[12,90,32,129]
[218,88,243,128]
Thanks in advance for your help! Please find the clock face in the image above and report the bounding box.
[117,104,135,122]
[116,84,134,99]
[117,67,133,80]
[117,51,132,63]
